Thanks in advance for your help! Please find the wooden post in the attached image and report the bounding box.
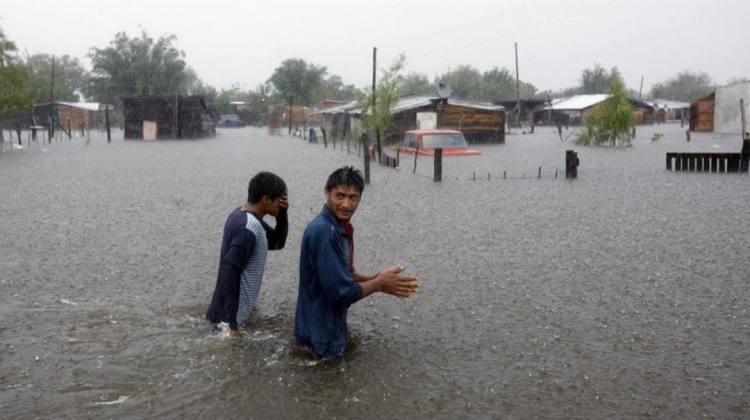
[686,130,690,142]
[81,121,85,137]
[15,123,22,146]
[538,166,542,179]
[741,99,747,143]
[362,133,370,184]
[740,139,749,173]
[566,150,579,179]
[49,55,55,143]
[173,95,179,139]
[321,127,327,148]
[105,106,111,143]
[67,118,71,140]
[514,42,521,128]
[371,47,379,169]
[433,149,442,182]
[288,96,293,135]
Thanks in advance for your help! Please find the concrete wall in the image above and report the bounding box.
[714,82,750,134]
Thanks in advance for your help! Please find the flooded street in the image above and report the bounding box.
[1,124,749,419]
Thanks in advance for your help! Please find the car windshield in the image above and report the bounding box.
[421,133,468,149]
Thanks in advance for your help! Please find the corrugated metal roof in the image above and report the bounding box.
[311,96,504,116]
[543,94,608,111]
[56,102,103,111]
[650,99,690,110]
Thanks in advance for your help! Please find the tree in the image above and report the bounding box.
[88,30,189,104]
[358,54,406,173]
[24,54,90,103]
[438,65,482,100]
[649,70,714,102]
[267,58,327,107]
[311,74,358,105]
[574,77,635,147]
[400,72,434,96]
[580,63,619,94]
[0,24,33,145]
[183,66,217,102]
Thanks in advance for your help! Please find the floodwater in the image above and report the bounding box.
[1,124,749,419]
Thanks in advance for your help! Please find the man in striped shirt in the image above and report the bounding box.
[206,172,289,337]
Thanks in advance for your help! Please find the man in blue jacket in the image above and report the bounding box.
[206,172,288,337]
[294,166,419,357]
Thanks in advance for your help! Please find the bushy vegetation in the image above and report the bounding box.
[574,77,635,146]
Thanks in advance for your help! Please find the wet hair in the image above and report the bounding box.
[325,166,365,194]
[247,172,287,204]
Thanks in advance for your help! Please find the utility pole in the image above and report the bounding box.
[638,76,644,100]
[49,55,55,143]
[515,42,521,127]
[364,47,375,184]
[288,96,293,135]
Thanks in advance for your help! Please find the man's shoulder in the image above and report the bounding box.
[303,213,337,241]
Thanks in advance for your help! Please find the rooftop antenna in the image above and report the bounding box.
[436,81,452,110]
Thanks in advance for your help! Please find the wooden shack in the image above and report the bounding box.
[121,95,216,140]
[689,92,715,132]
[28,102,106,131]
[380,96,505,144]
[267,104,319,128]
[534,95,655,126]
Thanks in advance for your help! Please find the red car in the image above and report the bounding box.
[396,129,481,156]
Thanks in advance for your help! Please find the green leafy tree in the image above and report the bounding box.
[649,70,714,102]
[312,74,357,105]
[574,77,635,146]
[0,24,33,143]
[267,58,327,107]
[580,63,621,94]
[88,30,189,104]
[24,54,90,103]
[479,66,536,101]
[358,54,406,163]
[399,72,434,96]
[438,65,482,100]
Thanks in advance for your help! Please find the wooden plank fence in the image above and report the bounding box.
[666,140,750,173]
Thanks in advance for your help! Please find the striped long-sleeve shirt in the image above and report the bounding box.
[206,206,287,330]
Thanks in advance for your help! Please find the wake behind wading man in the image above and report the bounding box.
[294,166,420,357]
[206,172,289,337]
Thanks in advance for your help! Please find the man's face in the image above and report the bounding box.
[325,185,361,224]
[263,195,283,217]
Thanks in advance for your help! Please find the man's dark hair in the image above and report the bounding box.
[247,172,287,204]
[325,166,365,194]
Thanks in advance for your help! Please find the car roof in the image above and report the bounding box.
[406,129,463,135]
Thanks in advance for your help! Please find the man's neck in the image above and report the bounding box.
[242,202,265,219]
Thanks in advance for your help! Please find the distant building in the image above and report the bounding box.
[120,95,216,140]
[689,92,715,132]
[713,82,750,134]
[311,96,506,144]
[649,99,690,123]
[533,94,655,126]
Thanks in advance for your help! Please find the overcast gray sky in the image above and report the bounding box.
[1,0,748,96]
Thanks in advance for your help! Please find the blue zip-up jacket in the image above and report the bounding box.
[295,205,363,357]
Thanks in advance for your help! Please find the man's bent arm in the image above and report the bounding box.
[266,207,288,250]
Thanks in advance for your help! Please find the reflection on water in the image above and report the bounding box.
[0,125,749,419]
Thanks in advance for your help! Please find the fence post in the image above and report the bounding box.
[566,150,579,179]
[105,107,111,143]
[434,148,443,182]
[741,139,749,173]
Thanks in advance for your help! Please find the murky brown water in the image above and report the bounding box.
[1,125,748,419]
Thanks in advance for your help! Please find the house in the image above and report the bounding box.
[23,102,110,132]
[311,96,506,144]
[120,95,216,140]
[649,99,690,123]
[493,99,546,126]
[266,104,319,128]
[533,94,655,126]
[713,82,750,134]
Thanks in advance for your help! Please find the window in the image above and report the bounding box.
[421,133,468,149]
